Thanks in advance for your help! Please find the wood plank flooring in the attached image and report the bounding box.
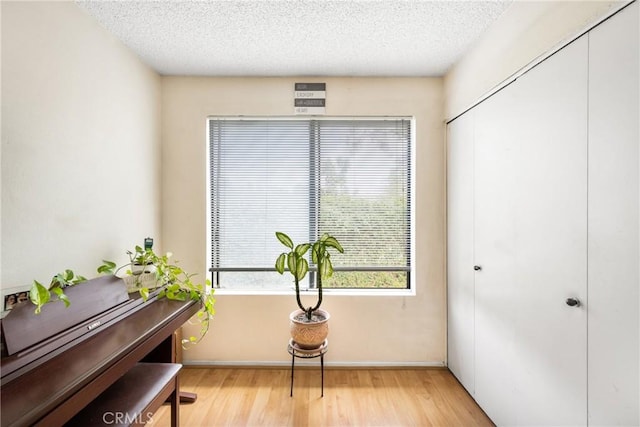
[151,367,494,426]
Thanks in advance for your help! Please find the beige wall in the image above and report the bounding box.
[162,77,446,365]
[444,0,627,120]
[1,2,161,288]
[2,0,620,365]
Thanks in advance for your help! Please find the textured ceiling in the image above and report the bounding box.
[76,0,512,77]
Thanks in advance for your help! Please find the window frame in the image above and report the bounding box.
[206,116,416,295]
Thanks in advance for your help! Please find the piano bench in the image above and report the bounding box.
[66,362,181,427]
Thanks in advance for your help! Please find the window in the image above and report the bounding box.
[208,117,413,291]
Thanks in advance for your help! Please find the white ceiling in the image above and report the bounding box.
[76,0,512,77]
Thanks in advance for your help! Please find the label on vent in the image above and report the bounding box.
[294,83,326,115]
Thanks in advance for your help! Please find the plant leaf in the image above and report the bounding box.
[275,253,286,274]
[287,252,297,276]
[295,243,310,257]
[296,257,309,280]
[320,257,333,278]
[323,236,344,253]
[97,260,117,274]
[51,287,71,307]
[173,292,187,301]
[276,232,293,249]
[49,279,63,290]
[51,274,64,288]
[140,287,149,301]
[311,242,320,264]
[30,280,50,314]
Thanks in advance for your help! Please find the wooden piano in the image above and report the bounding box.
[0,275,198,426]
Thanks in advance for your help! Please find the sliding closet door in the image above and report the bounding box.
[587,3,639,425]
[447,110,476,394]
[474,36,588,426]
[472,80,521,425]
[510,35,588,426]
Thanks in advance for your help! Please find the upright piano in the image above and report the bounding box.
[0,275,198,426]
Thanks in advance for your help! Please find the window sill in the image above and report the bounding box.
[211,288,416,297]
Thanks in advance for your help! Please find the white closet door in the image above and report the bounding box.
[510,35,588,426]
[473,79,521,425]
[587,3,639,425]
[475,36,588,426]
[447,110,476,394]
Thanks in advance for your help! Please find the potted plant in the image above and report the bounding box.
[98,246,216,346]
[275,231,343,349]
[99,246,160,293]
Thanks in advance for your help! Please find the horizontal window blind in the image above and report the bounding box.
[209,117,412,290]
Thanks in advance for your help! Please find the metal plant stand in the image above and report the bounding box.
[287,339,328,397]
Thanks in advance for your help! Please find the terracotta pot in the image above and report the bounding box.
[289,308,330,350]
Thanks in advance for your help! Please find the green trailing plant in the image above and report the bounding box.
[98,246,216,347]
[29,269,87,314]
[274,232,344,321]
[25,246,214,347]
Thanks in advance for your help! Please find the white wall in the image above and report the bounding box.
[162,77,446,365]
[1,2,161,289]
[444,0,628,120]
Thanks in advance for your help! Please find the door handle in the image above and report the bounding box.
[473,265,482,271]
[565,298,581,307]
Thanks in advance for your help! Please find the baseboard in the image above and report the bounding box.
[184,360,446,368]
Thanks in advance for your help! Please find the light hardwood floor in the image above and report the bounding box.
[151,367,494,426]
